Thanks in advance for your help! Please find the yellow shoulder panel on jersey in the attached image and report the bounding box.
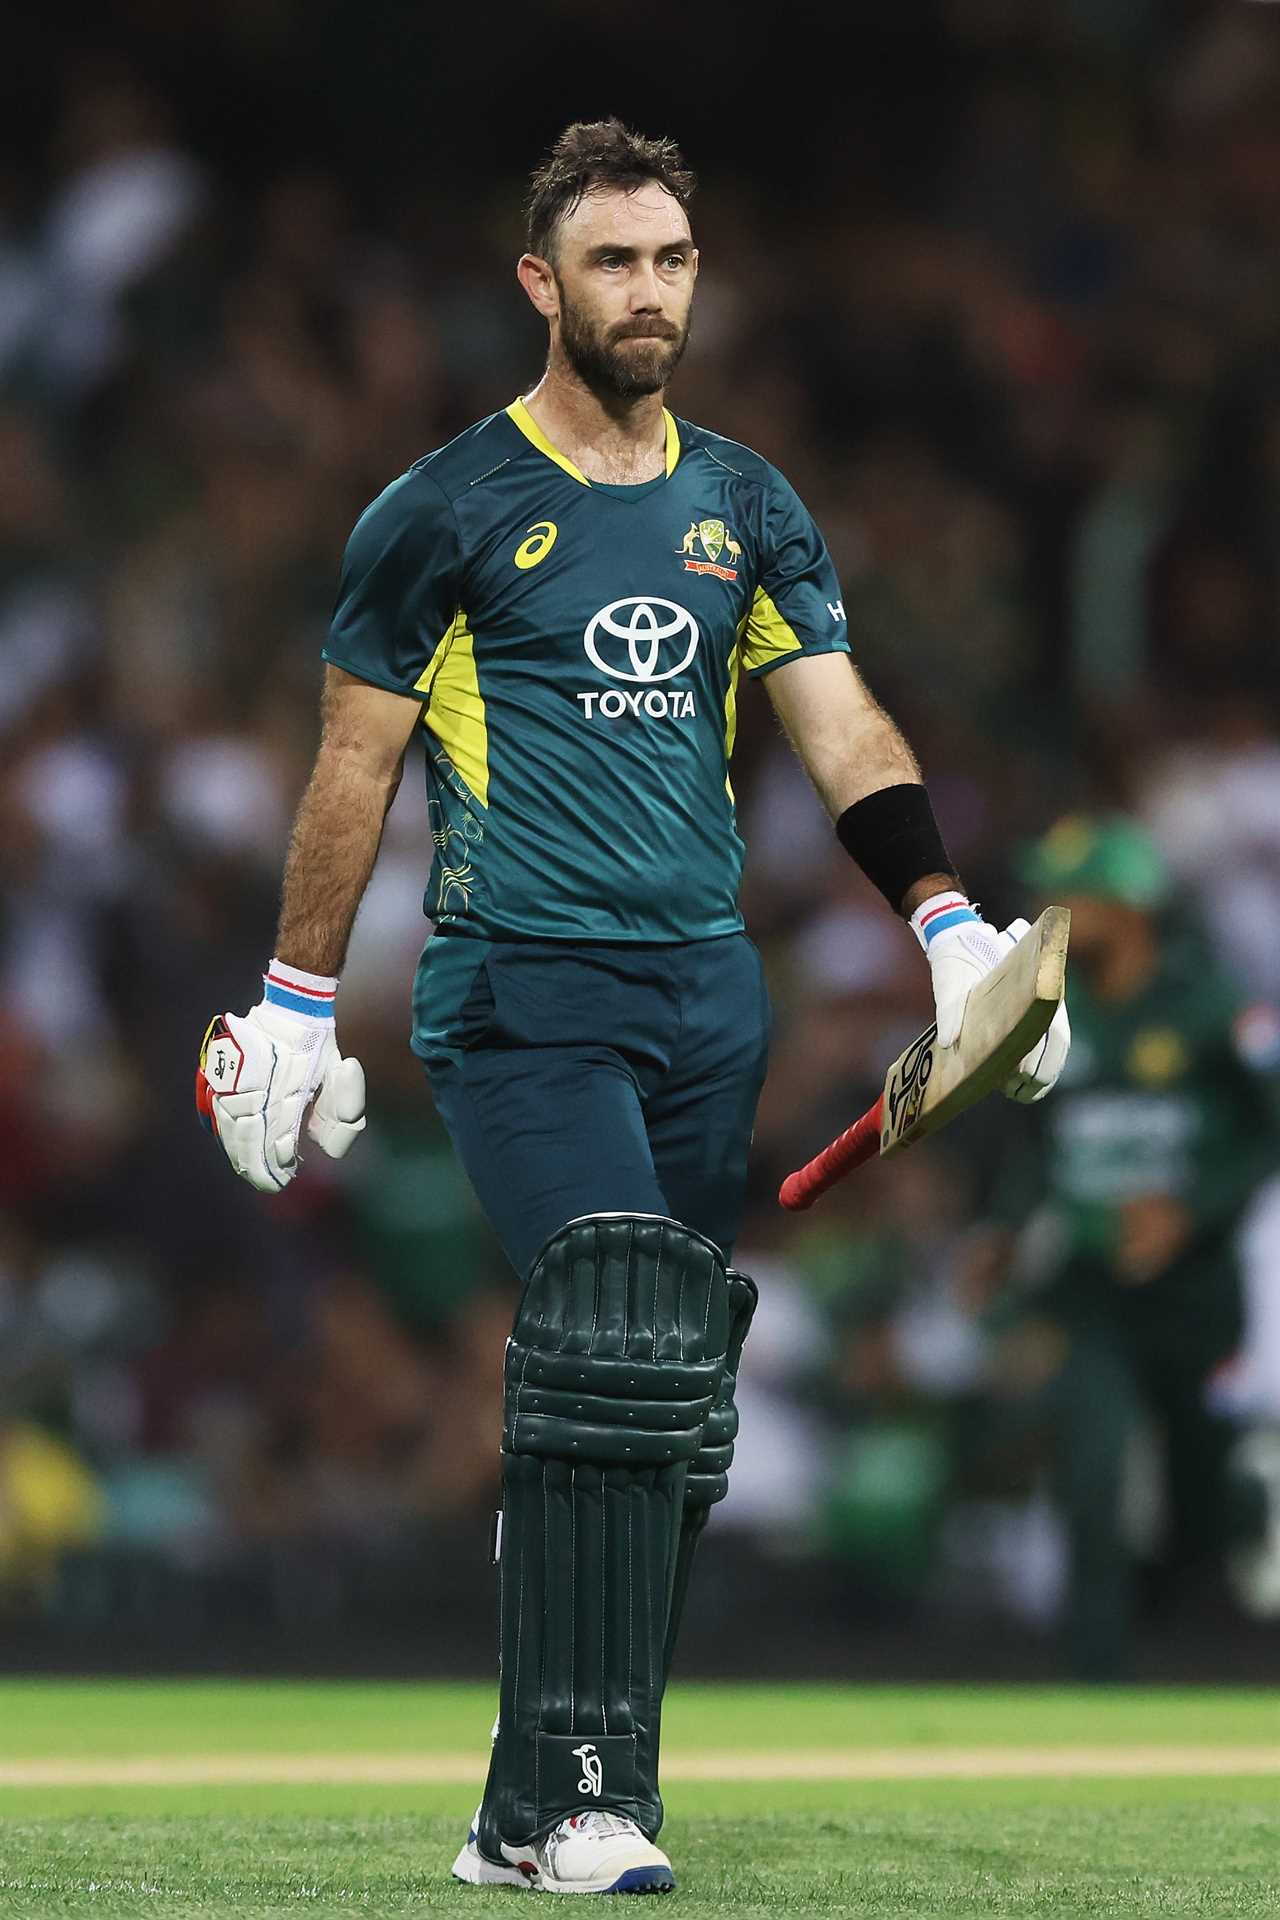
[740,586,802,673]
[506,398,591,487]
[415,610,490,807]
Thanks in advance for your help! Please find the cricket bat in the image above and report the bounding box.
[778,905,1070,1212]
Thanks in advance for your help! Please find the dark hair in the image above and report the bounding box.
[525,118,696,259]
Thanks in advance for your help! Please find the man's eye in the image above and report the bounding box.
[600,256,624,269]
[663,255,687,269]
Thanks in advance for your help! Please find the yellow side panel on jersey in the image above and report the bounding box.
[415,611,489,807]
[723,636,743,802]
[506,398,591,487]
[662,409,681,477]
[741,586,802,673]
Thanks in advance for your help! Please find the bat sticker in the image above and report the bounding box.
[885,1024,936,1136]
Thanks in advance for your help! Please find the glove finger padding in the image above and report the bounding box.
[307,1053,367,1159]
[1003,995,1071,1103]
[996,920,1071,1101]
[197,1007,337,1192]
[197,1014,273,1191]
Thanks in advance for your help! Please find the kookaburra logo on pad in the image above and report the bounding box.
[572,1743,604,1796]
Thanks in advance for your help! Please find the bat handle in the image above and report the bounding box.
[778,1096,884,1212]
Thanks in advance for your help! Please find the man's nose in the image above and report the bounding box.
[628,263,663,310]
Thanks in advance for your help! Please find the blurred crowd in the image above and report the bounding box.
[4,1,1280,1674]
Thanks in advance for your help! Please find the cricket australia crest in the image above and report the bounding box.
[676,516,741,582]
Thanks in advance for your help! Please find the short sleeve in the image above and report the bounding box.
[740,472,851,678]
[322,467,462,696]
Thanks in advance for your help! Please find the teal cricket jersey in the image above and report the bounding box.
[323,396,850,948]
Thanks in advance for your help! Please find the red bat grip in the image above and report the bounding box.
[778,1097,884,1212]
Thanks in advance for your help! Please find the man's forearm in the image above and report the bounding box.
[801,695,956,910]
[274,747,399,975]
[771,659,921,817]
[765,655,959,912]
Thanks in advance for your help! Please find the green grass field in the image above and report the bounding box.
[1,1682,1277,1916]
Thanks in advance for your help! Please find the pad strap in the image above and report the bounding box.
[664,1269,758,1682]
[682,1268,758,1513]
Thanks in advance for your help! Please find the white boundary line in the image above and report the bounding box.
[1,1747,1279,1786]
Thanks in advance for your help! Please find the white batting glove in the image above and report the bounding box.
[196,962,366,1193]
[911,893,1070,1102]
[911,893,1004,1047]
[997,916,1071,1104]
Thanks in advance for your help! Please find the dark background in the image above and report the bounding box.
[3,0,1280,1678]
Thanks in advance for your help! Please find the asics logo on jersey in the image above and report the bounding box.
[514,521,558,570]
[584,597,700,683]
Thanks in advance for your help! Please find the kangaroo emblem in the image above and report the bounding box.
[676,522,699,556]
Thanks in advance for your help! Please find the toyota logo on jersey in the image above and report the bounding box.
[584,597,700,683]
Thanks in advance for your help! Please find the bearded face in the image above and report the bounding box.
[556,282,690,399]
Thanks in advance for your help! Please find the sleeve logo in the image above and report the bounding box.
[514,521,558,570]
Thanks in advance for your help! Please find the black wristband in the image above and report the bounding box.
[835,783,959,914]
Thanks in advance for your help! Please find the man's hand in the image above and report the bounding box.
[997,917,1072,1104]
[196,999,366,1193]
[913,894,1071,1102]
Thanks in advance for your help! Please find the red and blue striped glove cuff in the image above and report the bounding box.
[262,959,338,1018]
[910,891,979,952]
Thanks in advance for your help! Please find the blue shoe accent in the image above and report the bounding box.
[606,1865,676,1895]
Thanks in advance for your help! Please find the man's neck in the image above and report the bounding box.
[522,363,668,485]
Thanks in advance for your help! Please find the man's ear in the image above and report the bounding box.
[517,252,558,321]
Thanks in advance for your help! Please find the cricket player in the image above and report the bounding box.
[973,816,1279,1676]
[196,121,1069,1895]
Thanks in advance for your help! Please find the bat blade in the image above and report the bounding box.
[879,904,1070,1156]
[778,905,1069,1211]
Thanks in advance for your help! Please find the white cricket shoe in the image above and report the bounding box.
[452,1807,675,1895]
[451,1806,533,1889]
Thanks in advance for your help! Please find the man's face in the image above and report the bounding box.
[547,184,697,399]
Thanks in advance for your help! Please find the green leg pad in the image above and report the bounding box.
[665,1268,757,1681]
[479,1214,729,1856]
